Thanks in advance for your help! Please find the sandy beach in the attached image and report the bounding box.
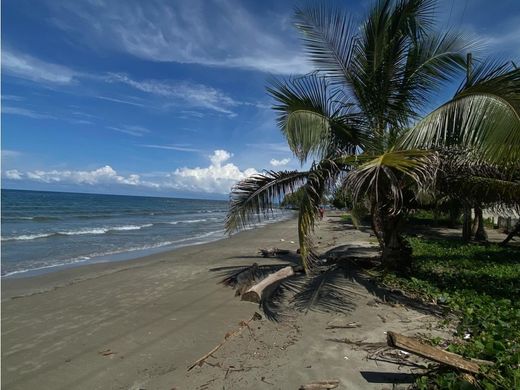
[2,214,449,389]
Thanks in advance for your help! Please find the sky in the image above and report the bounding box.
[2,0,520,199]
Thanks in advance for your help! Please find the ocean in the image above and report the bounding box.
[1,189,289,277]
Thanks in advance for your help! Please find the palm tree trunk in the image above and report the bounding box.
[501,220,520,246]
[471,207,479,235]
[370,201,385,247]
[462,206,473,242]
[473,207,488,242]
[381,213,411,271]
[371,200,410,271]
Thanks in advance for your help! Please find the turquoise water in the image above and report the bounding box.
[1,189,288,277]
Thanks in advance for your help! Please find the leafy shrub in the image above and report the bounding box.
[382,239,520,389]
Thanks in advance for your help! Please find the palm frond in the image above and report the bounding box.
[294,4,357,84]
[260,274,302,321]
[267,74,365,163]
[226,170,308,233]
[402,64,520,163]
[344,149,438,212]
[291,265,357,315]
[436,147,520,209]
[297,158,348,272]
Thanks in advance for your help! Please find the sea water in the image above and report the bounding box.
[1,189,289,277]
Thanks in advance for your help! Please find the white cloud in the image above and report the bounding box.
[270,158,291,167]
[108,125,151,137]
[141,144,201,152]
[2,150,257,194]
[2,49,77,84]
[4,169,23,180]
[47,0,311,75]
[107,73,238,116]
[168,150,258,193]
[95,95,147,108]
[2,106,55,119]
[1,95,24,101]
[13,166,145,186]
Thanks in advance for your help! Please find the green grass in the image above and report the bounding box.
[340,213,353,224]
[381,238,520,389]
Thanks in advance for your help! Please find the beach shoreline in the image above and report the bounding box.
[2,214,449,390]
[1,212,294,280]
[2,217,304,389]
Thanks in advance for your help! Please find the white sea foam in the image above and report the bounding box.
[1,233,54,241]
[167,218,209,225]
[2,229,228,277]
[2,223,154,241]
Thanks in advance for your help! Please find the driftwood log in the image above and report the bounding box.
[299,380,339,389]
[241,266,294,303]
[387,331,493,374]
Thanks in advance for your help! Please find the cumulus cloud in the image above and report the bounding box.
[5,169,23,180]
[2,49,77,84]
[270,158,290,167]
[7,166,146,186]
[168,150,258,193]
[2,150,257,194]
[47,0,311,74]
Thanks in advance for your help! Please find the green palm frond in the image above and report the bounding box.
[297,158,346,272]
[398,31,472,113]
[292,265,357,314]
[344,149,437,212]
[294,4,357,85]
[267,74,365,163]
[402,64,520,163]
[226,170,309,233]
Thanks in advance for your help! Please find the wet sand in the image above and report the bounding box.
[2,214,449,389]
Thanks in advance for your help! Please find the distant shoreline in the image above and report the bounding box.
[2,213,296,280]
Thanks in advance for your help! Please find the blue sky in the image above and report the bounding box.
[2,0,519,199]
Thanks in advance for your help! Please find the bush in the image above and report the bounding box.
[381,239,520,389]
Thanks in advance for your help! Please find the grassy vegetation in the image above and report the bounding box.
[381,238,520,389]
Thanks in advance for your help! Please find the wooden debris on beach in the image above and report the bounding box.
[258,248,290,258]
[219,263,259,296]
[187,312,262,371]
[386,331,494,374]
[326,321,361,330]
[241,266,295,303]
[299,380,340,389]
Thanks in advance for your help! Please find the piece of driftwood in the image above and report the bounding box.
[241,266,294,303]
[387,331,493,374]
[258,248,290,257]
[299,380,340,389]
[326,321,361,329]
[187,312,262,371]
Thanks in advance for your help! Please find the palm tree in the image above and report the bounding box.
[226,0,520,271]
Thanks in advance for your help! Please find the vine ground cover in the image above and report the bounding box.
[381,238,520,389]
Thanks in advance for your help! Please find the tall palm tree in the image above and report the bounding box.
[226,0,520,272]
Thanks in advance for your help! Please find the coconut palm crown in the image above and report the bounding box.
[226,0,520,272]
